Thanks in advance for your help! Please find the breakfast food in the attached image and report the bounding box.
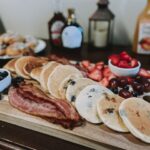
[58,74,82,100]
[109,51,139,68]
[75,84,113,124]
[66,78,96,102]
[3,58,18,72]
[8,83,81,129]
[119,98,150,143]
[0,32,24,44]
[40,62,60,91]
[97,93,128,132]
[6,42,31,56]
[47,65,82,99]
[30,67,43,82]
[0,31,42,57]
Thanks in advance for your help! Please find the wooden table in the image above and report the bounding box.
[0,41,149,150]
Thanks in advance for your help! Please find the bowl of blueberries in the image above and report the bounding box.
[0,69,11,92]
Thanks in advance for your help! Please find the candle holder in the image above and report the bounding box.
[88,0,115,48]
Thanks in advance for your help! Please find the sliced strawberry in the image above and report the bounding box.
[87,63,96,72]
[118,60,131,68]
[109,54,120,65]
[95,62,104,70]
[130,59,138,68]
[120,51,132,62]
[81,60,90,69]
[88,69,103,81]
[99,77,109,87]
[126,77,134,84]
[138,68,150,78]
[103,67,112,78]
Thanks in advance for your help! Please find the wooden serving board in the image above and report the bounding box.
[0,98,150,150]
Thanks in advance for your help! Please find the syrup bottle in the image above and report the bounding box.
[48,0,66,48]
[133,0,150,54]
[61,8,83,50]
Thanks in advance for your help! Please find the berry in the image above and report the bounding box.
[109,54,120,65]
[130,59,138,68]
[119,51,132,62]
[88,69,103,81]
[99,77,109,87]
[118,60,131,68]
[143,82,150,92]
[103,67,112,78]
[123,85,129,90]
[118,78,128,87]
[110,88,119,94]
[119,89,132,99]
[81,60,90,69]
[138,68,150,78]
[109,78,118,89]
[132,82,144,95]
[132,91,138,97]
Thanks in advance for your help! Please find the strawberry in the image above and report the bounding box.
[126,77,134,84]
[118,60,131,68]
[120,51,132,62]
[103,67,112,78]
[130,59,138,68]
[88,69,103,81]
[138,68,150,78]
[95,62,104,70]
[87,64,96,72]
[81,60,90,69]
[99,77,109,87]
[109,54,120,65]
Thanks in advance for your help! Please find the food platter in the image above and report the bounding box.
[0,40,46,59]
[0,54,150,149]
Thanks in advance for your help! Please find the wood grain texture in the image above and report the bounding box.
[0,99,149,150]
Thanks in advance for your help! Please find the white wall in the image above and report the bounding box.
[0,0,146,45]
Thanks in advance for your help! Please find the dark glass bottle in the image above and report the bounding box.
[61,9,83,51]
[48,0,66,48]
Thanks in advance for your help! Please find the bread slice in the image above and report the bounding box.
[39,61,60,91]
[3,58,18,72]
[119,98,150,143]
[75,84,113,124]
[30,66,43,82]
[97,93,128,132]
[47,65,82,99]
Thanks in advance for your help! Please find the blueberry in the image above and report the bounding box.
[110,88,118,94]
[123,85,129,90]
[132,91,138,97]
[71,95,76,102]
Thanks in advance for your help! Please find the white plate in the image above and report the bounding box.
[0,40,46,59]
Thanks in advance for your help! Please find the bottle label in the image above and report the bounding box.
[137,22,150,54]
[51,21,64,45]
[62,26,82,49]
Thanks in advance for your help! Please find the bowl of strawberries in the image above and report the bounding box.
[108,51,141,77]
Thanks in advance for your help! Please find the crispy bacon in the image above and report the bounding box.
[8,84,81,129]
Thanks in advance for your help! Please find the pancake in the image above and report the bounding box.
[119,98,150,143]
[30,66,43,82]
[39,61,60,91]
[15,56,36,79]
[3,58,18,72]
[58,74,83,100]
[97,93,128,132]
[66,78,97,102]
[75,84,113,124]
[47,65,82,99]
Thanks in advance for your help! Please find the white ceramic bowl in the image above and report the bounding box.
[108,60,141,77]
[0,69,11,92]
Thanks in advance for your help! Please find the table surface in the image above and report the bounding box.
[0,41,149,150]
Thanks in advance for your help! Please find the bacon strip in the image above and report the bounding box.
[8,84,81,129]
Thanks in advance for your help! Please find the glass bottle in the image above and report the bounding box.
[48,0,66,48]
[61,8,83,50]
[133,0,150,54]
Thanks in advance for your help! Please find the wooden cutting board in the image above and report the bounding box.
[0,98,150,150]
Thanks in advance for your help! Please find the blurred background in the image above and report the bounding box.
[0,0,146,45]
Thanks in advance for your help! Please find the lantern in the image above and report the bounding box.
[88,0,115,48]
